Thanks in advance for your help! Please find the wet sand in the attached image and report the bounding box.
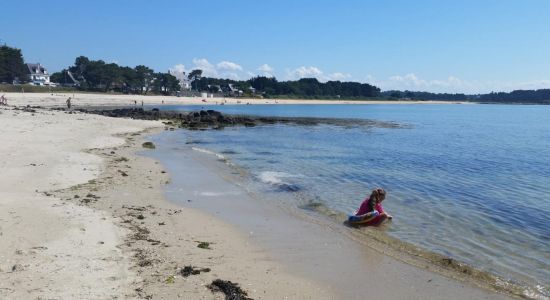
[150,140,515,299]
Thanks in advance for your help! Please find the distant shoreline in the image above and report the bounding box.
[3,92,474,106]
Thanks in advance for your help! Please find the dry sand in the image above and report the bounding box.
[0,94,511,300]
[0,103,333,299]
[2,91,470,107]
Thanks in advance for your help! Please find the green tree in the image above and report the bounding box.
[0,45,28,83]
[188,69,202,90]
[50,69,76,85]
[152,73,180,95]
[135,65,154,94]
[188,69,202,80]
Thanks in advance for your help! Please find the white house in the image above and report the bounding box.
[168,69,192,90]
[26,63,51,86]
[180,76,192,90]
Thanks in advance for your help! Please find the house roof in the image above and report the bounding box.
[26,63,48,75]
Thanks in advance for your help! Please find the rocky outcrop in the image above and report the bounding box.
[79,107,404,130]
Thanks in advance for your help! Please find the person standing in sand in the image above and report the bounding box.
[0,94,7,105]
[66,97,72,109]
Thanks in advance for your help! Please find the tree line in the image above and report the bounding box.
[2,44,550,103]
[0,45,28,84]
[51,56,180,94]
[477,90,550,104]
[194,76,381,99]
[381,90,469,101]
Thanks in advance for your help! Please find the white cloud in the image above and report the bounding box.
[186,58,245,79]
[169,64,188,82]
[168,61,550,93]
[326,72,352,81]
[257,64,274,73]
[288,66,324,79]
[225,72,241,80]
[287,66,352,82]
[192,58,218,77]
[256,64,275,77]
[370,73,550,94]
[380,73,472,93]
[169,63,186,74]
[217,61,243,71]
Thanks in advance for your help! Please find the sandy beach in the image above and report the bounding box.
[0,94,513,299]
[1,92,470,107]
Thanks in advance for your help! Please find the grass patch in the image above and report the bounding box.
[165,275,175,284]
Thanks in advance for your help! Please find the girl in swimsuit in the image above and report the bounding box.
[351,188,392,226]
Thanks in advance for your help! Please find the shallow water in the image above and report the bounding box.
[154,103,550,298]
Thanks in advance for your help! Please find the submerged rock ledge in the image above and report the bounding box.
[78,107,406,130]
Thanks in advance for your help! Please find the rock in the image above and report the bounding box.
[142,142,156,149]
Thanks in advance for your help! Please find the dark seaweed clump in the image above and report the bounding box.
[207,279,253,300]
[180,265,211,277]
[142,142,156,149]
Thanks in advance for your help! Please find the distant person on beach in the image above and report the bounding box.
[0,94,7,105]
[66,97,72,109]
[352,188,392,226]
[134,100,137,105]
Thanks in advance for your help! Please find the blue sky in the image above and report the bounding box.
[2,0,550,93]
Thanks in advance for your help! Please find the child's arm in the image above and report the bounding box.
[376,203,392,219]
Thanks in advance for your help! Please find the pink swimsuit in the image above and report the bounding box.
[352,199,386,226]
[356,198,384,216]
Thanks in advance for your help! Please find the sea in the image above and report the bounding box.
[149,103,549,299]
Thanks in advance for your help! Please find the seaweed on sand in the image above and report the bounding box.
[142,142,156,149]
[196,241,211,249]
[180,265,211,277]
[207,279,253,300]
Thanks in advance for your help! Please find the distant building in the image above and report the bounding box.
[227,83,243,96]
[207,84,222,93]
[180,76,192,90]
[26,63,51,86]
[168,69,192,91]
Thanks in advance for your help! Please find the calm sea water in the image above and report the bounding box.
[155,104,550,296]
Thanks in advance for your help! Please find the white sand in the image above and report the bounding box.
[2,91,470,107]
[0,106,154,298]
[0,103,333,299]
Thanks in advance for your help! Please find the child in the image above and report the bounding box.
[348,188,392,226]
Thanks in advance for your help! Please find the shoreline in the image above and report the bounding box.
[150,133,528,299]
[3,91,473,106]
[0,96,522,299]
